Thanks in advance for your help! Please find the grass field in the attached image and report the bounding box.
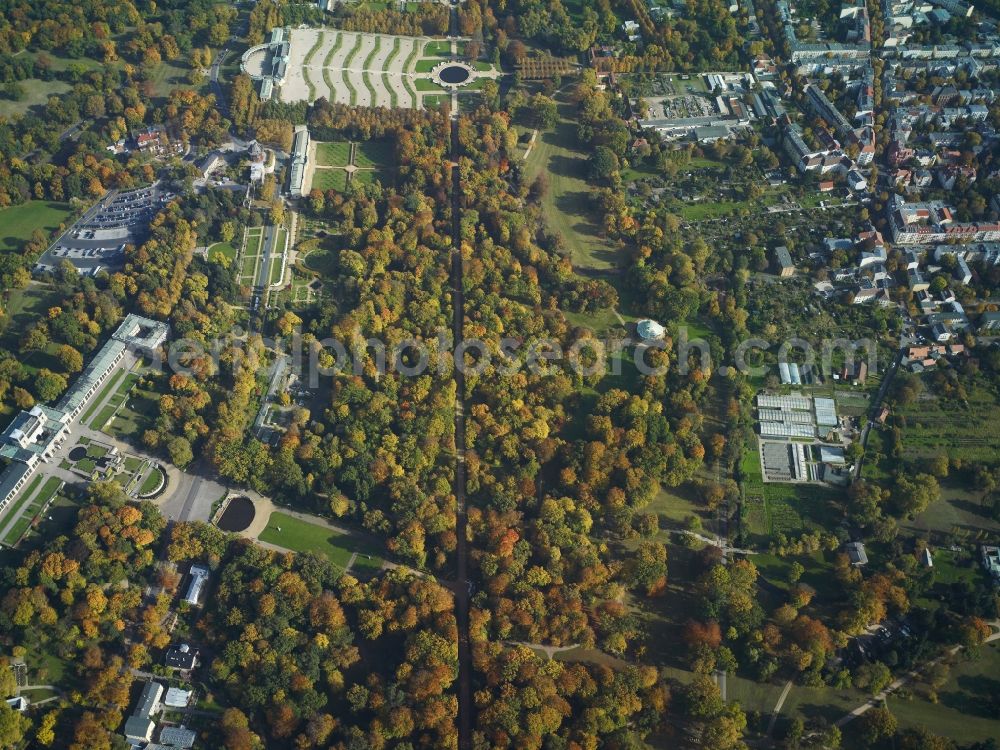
[78,368,127,426]
[258,511,381,571]
[414,58,442,73]
[107,380,160,440]
[316,141,352,167]
[0,285,63,353]
[138,466,165,495]
[239,228,264,286]
[0,475,62,546]
[884,642,1000,744]
[312,169,348,192]
[0,79,72,117]
[351,170,383,187]
[423,40,452,56]
[90,372,138,430]
[208,241,238,262]
[354,140,394,168]
[145,58,201,100]
[0,201,74,253]
[301,238,339,275]
[523,98,618,271]
[414,78,446,92]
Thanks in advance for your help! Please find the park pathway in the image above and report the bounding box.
[504,641,580,660]
[833,621,1000,729]
[766,680,794,737]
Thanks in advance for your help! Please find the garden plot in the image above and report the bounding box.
[280,28,425,109]
[307,140,394,194]
[238,227,265,289]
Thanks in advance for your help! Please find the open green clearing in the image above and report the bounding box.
[883,642,1000,744]
[0,201,75,253]
[312,169,349,192]
[0,285,63,355]
[523,97,618,271]
[354,140,394,168]
[351,170,383,187]
[423,40,452,57]
[90,372,138,430]
[209,241,238,262]
[107,380,161,439]
[414,78,446,92]
[78,368,128,427]
[414,58,442,73]
[239,228,264,285]
[316,140,351,167]
[258,511,382,571]
[422,94,447,109]
[0,80,72,117]
[138,466,165,496]
[0,475,62,547]
[301,238,339,275]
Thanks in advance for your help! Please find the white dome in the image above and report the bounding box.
[636,319,666,340]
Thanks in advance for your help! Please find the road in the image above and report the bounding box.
[450,116,474,750]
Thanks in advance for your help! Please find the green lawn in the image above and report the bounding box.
[301,239,339,275]
[414,58,442,73]
[414,78,446,92]
[145,58,202,101]
[316,141,352,168]
[90,372,138,430]
[139,466,165,495]
[1,284,63,353]
[1,475,62,546]
[885,642,1000,744]
[107,383,160,439]
[351,170,383,187]
[258,511,381,571]
[0,474,43,539]
[312,169,348,192]
[239,229,264,284]
[79,368,128,427]
[523,98,618,271]
[208,241,238,262]
[0,79,72,117]
[0,201,75,253]
[354,140,394,168]
[423,40,452,57]
[269,252,284,286]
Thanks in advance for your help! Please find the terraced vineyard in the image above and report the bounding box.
[278,28,440,109]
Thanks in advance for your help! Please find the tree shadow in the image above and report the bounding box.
[547,153,586,179]
[553,190,595,220]
[938,675,1000,719]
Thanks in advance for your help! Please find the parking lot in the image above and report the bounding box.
[33,184,170,276]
